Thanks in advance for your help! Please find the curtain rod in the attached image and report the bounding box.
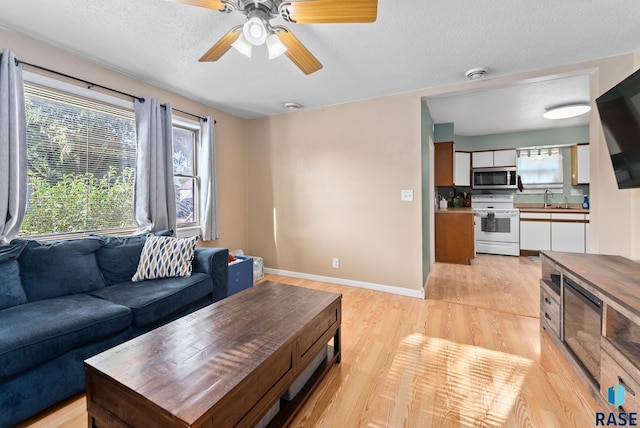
[15,59,214,124]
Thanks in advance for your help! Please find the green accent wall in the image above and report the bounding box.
[434,122,454,142]
[453,125,589,151]
[421,101,434,286]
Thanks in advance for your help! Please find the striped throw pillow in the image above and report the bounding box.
[131,235,199,282]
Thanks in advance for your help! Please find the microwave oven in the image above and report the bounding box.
[472,167,518,190]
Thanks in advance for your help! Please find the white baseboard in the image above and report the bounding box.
[263,268,425,299]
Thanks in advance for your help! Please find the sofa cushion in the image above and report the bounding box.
[132,235,199,282]
[95,234,147,285]
[0,241,28,310]
[0,294,132,379]
[90,273,212,327]
[16,237,107,302]
[94,230,175,285]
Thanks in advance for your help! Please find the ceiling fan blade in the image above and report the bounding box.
[286,0,377,23]
[165,0,226,11]
[277,31,323,75]
[199,28,241,62]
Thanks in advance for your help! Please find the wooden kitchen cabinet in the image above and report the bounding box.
[435,210,475,265]
[434,142,454,186]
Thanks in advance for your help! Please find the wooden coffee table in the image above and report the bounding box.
[85,281,341,427]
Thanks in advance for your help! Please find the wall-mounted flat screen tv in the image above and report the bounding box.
[596,67,640,189]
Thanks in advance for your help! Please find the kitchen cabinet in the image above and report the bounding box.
[520,212,551,252]
[472,151,494,168]
[472,149,517,168]
[551,213,586,253]
[571,143,590,185]
[434,142,454,186]
[493,149,517,167]
[454,151,471,186]
[435,210,475,265]
[520,211,589,254]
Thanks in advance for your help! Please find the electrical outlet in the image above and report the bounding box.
[332,258,340,269]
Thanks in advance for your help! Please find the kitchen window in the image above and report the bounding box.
[517,148,563,192]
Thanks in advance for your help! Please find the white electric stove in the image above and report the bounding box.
[471,194,520,256]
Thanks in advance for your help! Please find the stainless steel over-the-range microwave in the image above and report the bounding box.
[472,167,518,190]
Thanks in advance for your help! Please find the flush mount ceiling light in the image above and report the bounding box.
[543,103,591,119]
[465,67,488,80]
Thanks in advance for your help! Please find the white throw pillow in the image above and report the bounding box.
[131,235,199,282]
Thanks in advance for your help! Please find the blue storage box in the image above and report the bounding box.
[228,256,253,296]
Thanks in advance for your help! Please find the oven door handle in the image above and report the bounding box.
[474,210,519,218]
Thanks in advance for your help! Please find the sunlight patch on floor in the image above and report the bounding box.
[372,334,534,427]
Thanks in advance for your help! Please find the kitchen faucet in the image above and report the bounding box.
[563,196,569,209]
[544,189,552,208]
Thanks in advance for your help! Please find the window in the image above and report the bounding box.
[172,122,199,227]
[517,148,563,192]
[21,79,137,238]
[19,73,202,239]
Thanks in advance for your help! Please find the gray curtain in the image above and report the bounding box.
[0,49,27,245]
[134,98,176,234]
[199,116,219,240]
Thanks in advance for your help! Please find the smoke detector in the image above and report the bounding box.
[284,102,301,111]
[465,67,488,80]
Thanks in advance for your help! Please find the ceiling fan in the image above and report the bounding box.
[167,0,378,75]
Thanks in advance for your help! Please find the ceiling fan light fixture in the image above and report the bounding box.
[243,16,268,45]
[543,103,591,119]
[231,33,252,57]
[266,33,287,59]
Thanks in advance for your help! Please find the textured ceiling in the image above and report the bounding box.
[1,0,640,134]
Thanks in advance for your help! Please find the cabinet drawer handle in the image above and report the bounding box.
[544,297,551,305]
[544,313,552,321]
[618,376,636,397]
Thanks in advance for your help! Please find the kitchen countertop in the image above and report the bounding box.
[436,205,589,214]
[516,203,589,214]
[435,207,475,213]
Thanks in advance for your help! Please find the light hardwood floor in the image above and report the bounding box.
[19,255,601,427]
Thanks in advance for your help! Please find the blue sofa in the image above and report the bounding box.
[0,234,229,427]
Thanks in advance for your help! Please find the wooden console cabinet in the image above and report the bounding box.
[540,251,640,411]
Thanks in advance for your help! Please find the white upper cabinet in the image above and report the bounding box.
[472,149,517,168]
[472,151,494,168]
[454,152,471,186]
[493,149,517,167]
[571,144,590,185]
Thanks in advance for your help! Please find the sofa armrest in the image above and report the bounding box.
[193,247,229,303]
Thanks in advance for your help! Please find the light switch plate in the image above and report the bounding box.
[401,189,414,201]
[571,188,584,196]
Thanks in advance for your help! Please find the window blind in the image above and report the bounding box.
[21,83,137,237]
